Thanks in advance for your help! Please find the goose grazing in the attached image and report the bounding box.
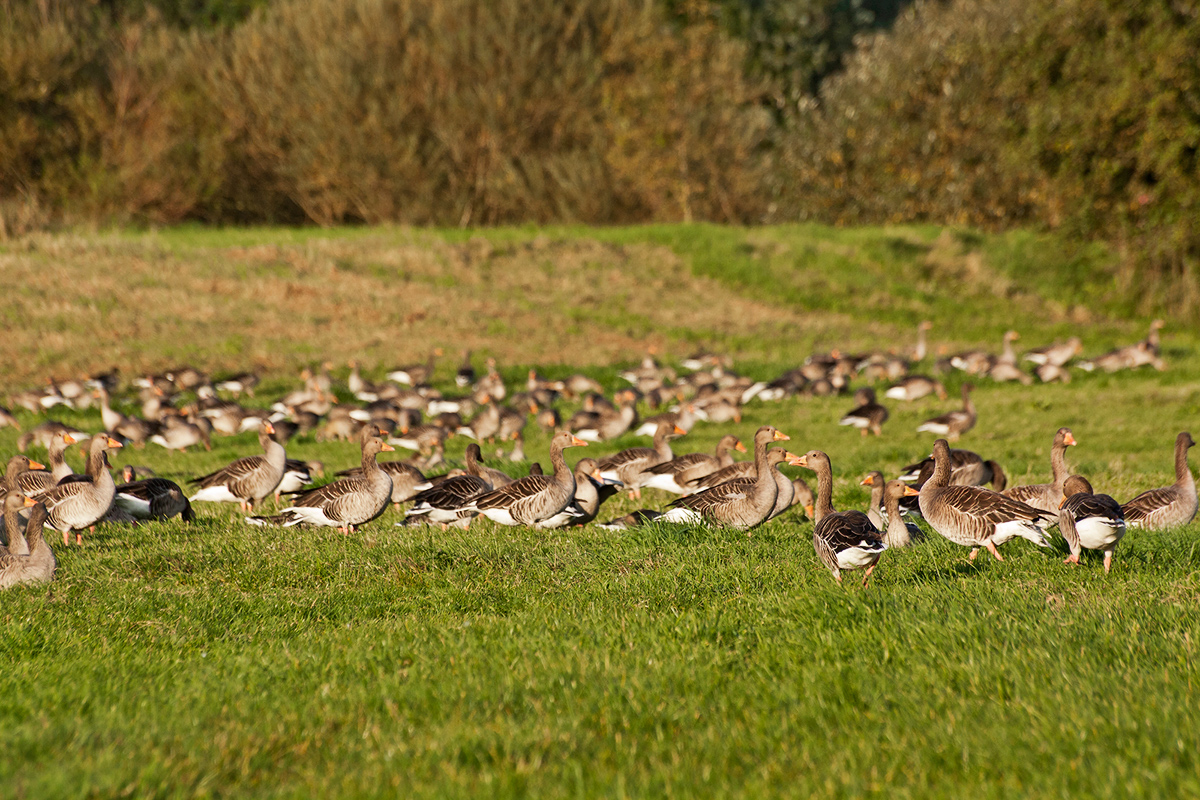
[596,508,664,530]
[916,383,976,441]
[189,422,287,511]
[596,417,686,499]
[401,444,492,529]
[1121,432,1197,530]
[470,431,587,526]
[884,375,947,402]
[919,439,1053,561]
[839,388,888,436]
[40,434,123,546]
[881,480,922,548]
[797,449,886,586]
[536,457,623,529]
[262,429,396,533]
[13,432,77,500]
[1003,427,1077,512]
[114,468,194,522]
[1059,475,1125,573]
[639,434,746,494]
[659,426,791,530]
[1,495,55,589]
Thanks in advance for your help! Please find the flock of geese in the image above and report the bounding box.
[0,319,1190,590]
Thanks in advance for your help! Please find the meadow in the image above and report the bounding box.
[1,223,1198,798]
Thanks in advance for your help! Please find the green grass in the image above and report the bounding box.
[2,223,1199,797]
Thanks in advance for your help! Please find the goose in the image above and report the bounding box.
[149,414,210,452]
[574,394,638,442]
[796,449,886,586]
[0,405,20,431]
[94,386,157,446]
[659,427,791,530]
[1121,432,1197,530]
[535,457,623,529]
[885,375,947,402]
[596,509,665,530]
[338,458,427,508]
[912,320,933,361]
[1059,475,1125,573]
[916,383,976,441]
[899,448,1006,492]
[3,491,31,556]
[1,455,47,509]
[16,421,85,454]
[388,350,440,386]
[639,434,746,494]
[1,495,55,589]
[455,351,476,388]
[469,431,588,526]
[1024,337,1082,367]
[792,477,815,519]
[1003,427,1076,512]
[261,432,395,533]
[596,417,686,498]
[14,432,77,499]
[274,459,321,501]
[860,472,885,530]
[189,422,287,511]
[881,479,922,548]
[114,476,195,522]
[215,372,260,397]
[401,445,493,529]
[633,404,696,438]
[839,388,888,436]
[474,358,507,402]
[40,433,123,546]
[918,439,1053,561]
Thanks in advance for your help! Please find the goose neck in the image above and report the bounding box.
[813,459,834,523]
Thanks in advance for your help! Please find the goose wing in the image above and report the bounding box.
[936,485,1049,524]
[411,475,490,508]
[474,475,554,509]
[1121,486,1181,523]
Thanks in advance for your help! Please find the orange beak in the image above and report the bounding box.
[794,454,808,468]
[106,437,124,448]
[673,425,687,436]
[785,453,805,467]
[859,475,874,486]
[28,460,45,471]
[1059,495,1067,508]
[381,443,395,452]
[734,441,747,453]
[24,496,37,508]
[773,431,790,441]
[803,504,814,517]
[263,421,275,435]
[1064,433,1077,446]
[63,433,77,444]
[903,485,920,497]
[570,436,589,448]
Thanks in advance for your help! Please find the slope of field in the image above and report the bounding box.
[1,224,1198,798]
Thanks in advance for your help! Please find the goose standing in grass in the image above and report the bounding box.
[1024,337,1082,367]
[259,429,395,533]
[797,449,887,586]
[596,417,686,499]
[1121,432,1197,530]
[114,474,195,522]
[536,458,623,529]
[275,459,320,502]
[1059,475,1125,573]
[1003,427,1076,512]
[916,383,976,441]
[640,434,745,494]
[839,388,888,436]
[881,480,922,548]
[919,439,1053,562]
[189,422,287,511]
[0,455,46,508]
[339,458,428,508]
[13,432,77,500]
[470,430,588,526]
[1,495,55,589]
[40,433,123,546]
[659,426,790,530]
[401,445,493,529]
[861,472,886,529]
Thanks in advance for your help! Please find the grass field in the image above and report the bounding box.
[2,224,1199,798]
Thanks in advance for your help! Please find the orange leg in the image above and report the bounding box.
[63,530,70,547]
[862,563,877,587]
[1063,553,1080,566]
[984,539,1004,561]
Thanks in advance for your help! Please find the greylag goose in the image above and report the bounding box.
[0,405,18,431]
[114,476,195,522]
[574,393,638,442]
[149,414,211,452]
[1,495,55,589]
[401,445,493,529]
[792,477,815,519]
[988,331,1032,384]
[40,434,123,546]
[14,432,77,499]
[1024,337,1082,367]
[919,439,1053,561]
[275,459,319,501]
[338,459,427,508]
[916,383,976,441]
[839,388,888,436]
[912,320,933,362]
[881,479,922,548]
[263,433,395,533]
[469,431,587,526]
[455,351,476,388]
[1059,475,1125,573]
[797,450,886,586]
[885,375,948,402]
[861,472,885,530]
[215,372,259,397]
[1003,427,1076,512]
[1121,432,1197,530]
[3,491,30,556]
[900,448,1006,492]
[596,417,686,498]
[659,427,791,530]
[597,508,665,530]
[388,350,440,386]
[189,422,287,511]
[1,455,46,508]
[536,457,623,529]
[94,386,156,446]
[640,434,745,494]
[16,421,85,454]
